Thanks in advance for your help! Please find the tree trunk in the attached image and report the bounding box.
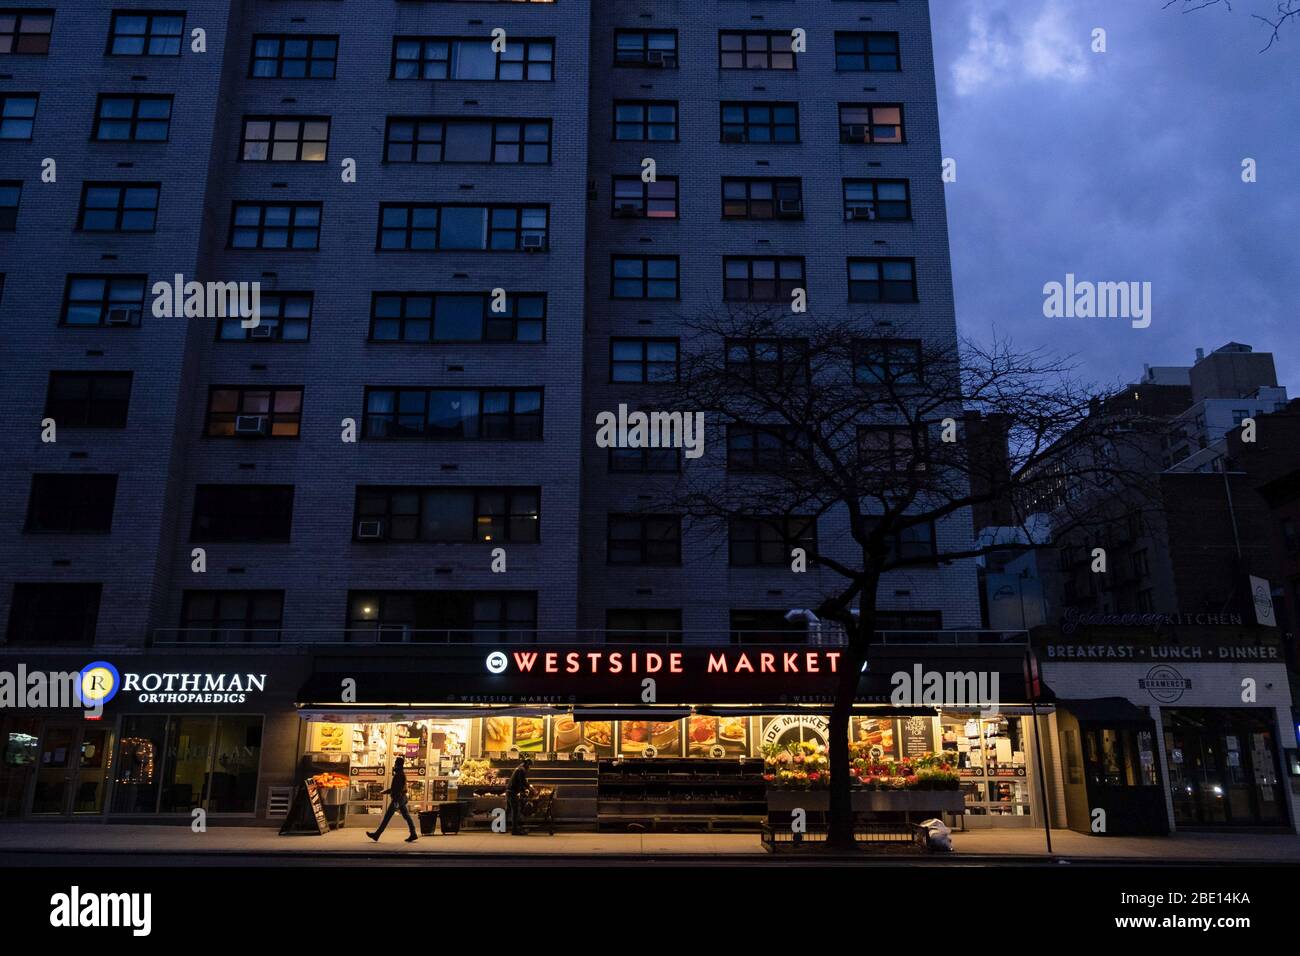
[825,608,874,849]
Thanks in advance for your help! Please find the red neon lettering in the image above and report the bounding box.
[760,653,775,673]
[566,652,580,673]
[512,652,538,672]
[587,652,601,671]
[646,652,662,673]
[544,653,558,673]
[805,652,819,673]
[609,653,623,674]
[669,652,683,673]
[825,652,841,672]
[734,653,754,673]
[707,653,728,673]
[783,652,798,672]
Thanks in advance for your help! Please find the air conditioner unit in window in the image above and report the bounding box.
[521,234,545,251]
[356,519,385,539]
[848,206,877,221]
[777,199,803,216]
[613,202,641,217]
[234,415,268,436]
[377,624,410,643]
[106,308,139,326]
[249,323,275,338]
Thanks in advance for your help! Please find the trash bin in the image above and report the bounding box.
[418,809,439,836]
[439,801,464,835]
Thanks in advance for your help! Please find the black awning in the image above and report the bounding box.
[1057,697,1153,723]
[571,707,692,721]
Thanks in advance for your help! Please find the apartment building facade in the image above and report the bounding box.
[0,2,1037,829]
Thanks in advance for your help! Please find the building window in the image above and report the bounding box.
[614,29,677,68]
[858,425,928,473]
[107,11,183,56]
[726,424,804,473]
[363,387,542,440]
[730,609,808,645]
[725,338,809,386]
[354,487,540,544]
[721,102,799,144]
[839,103,905,144]
[0,9,52,54]
[217,292,312,342]
[729,516,816,567]
[229,202,322,249]
[206,387,303,438]
[609,445,681,474]
[613,100,677,141]
[392,36,553,81]
[719,31,796,70]
[722,177,802,220]
[853,339,923,385]
[6,583,100,646]
[377,203,547,251]
[180,591,283,643]
[240,116,329,162]
[370,291,545,343]
[77,182,160,232]
[0,179,19,229]
[843,179,911,221]
[45,371,132,428]
[610,338,679,383]
[250,35,337,79]
[93,94,172,142]
[861,517,937,563]
[384,117,551,164]
[611,255,679,299]
[60,275,146,327]
[111,715,264,814]
[848,257,917,303]
[607,514,681,566]
[723,256,805,301]
[0,93,37,139]
[834,32,900,71]
[190,485,294,542]
[612,176,678,219]
[347,590,537,643]
[606,609,682,643]
[25,474,118,533]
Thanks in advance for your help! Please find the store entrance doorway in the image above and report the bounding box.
[1163,709,1288,828]
[22,719,114,817]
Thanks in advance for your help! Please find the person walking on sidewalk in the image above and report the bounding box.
[367,756,417,843]
[507,755,531,835]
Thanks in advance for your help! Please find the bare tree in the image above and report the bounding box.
[1164,0,1300,51]
[636,306,1165,847]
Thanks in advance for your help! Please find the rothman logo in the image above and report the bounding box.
[50,886,151,937]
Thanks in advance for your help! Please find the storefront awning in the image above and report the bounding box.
[297,705,565,723]
[1056,697,1153,723]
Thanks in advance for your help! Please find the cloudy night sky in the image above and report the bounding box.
[931,0,1300,393]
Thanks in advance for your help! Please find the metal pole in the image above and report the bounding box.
[1031,701,1053,855]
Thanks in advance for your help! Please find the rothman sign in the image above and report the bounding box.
[0,662,269,709]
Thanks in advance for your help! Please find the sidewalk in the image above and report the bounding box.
[2,823,1299,862]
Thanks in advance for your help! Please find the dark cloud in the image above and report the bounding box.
[933,0,1300,392]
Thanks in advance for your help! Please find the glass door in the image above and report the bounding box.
[0,717,41,817]
[29,721,114,816]
[1164,709,1287,827]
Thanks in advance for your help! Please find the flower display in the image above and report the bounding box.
[762,741,830,789]
[846,745,960,791]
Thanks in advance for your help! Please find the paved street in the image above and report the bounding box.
[2,824,1298,865]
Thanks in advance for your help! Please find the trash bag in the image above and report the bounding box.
[915,818,954,852]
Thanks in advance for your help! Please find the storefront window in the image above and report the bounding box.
[940,712,1030,817]
[112,715,264,814]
